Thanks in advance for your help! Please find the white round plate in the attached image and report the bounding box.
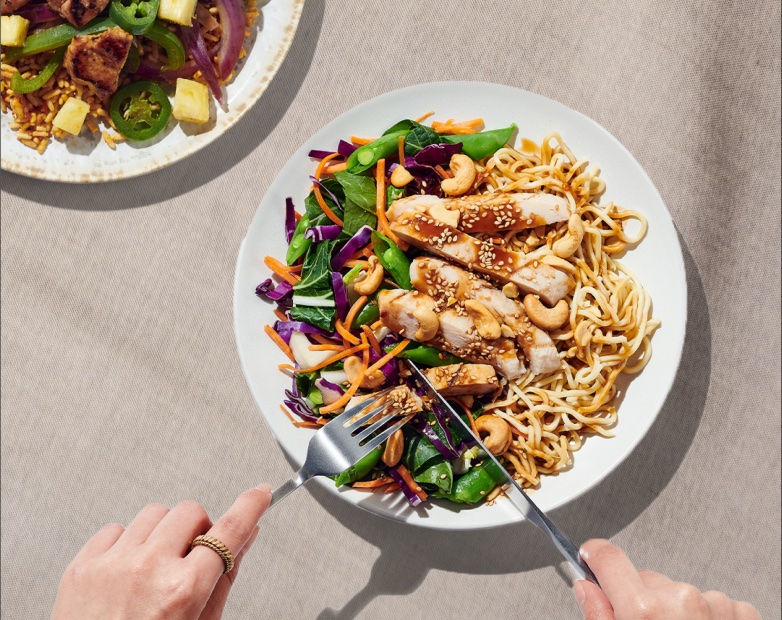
[234,81,687,530]
[1,0,303,182]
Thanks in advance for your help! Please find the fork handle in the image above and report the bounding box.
[267,470,308,511]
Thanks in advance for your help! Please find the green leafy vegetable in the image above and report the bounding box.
[415,459,453,494]
[405,434,442,473]
[387,185,405,205]
[342,199,377,235]
[289,306,335,332]
[304,178,344,219]
[334,171,377,212]
[404,123,443,155]
[382,119,418,134]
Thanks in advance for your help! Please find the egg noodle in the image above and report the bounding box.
[475,134,659,495]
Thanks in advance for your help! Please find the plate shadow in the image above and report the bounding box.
[294,239,710,620]
[0,0,324,210]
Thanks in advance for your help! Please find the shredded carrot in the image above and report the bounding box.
[335,318,361,345]
[280,404,320,429]
[309,344,344,351]
[361,247,374,258]
[279,342,368,374]
[322,161,348,175]
[415,110,435,123]
[397,135,405,164]
[319,336,370,414]
[344,295,368,331]
[313,152,344,226]
[273,309,288,322]
[287,264,303,273]
[350,136,375,145]
[434,164,453,179]
[431,117,484,135]
[311,333,340,346]
[316,417,329,425]
[396,464,428,501]
[294,211,302,222]
[264,325,295,362]
[352,476,394,488]
[370,319,383,330]
[364,339,410,379]
[264,256,299,285]
[454,399,479,437]
[374,159,409,250]
[361,325,382,356]
[384,482,401,493]
[344,259,369,269]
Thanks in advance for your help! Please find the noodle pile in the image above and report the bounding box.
[474,134,659,494]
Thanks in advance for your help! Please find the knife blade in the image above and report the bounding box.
[405,359,599,585]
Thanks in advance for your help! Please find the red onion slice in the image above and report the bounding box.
[214,0,246,80]
[180,18,224,104]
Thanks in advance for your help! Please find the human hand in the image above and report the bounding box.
[574,539,761,620]
[51,484,272,620]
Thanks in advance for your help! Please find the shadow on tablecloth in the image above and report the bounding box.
[0,0,324,210]
[306,241,710,620]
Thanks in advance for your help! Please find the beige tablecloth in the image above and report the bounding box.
[2,0,780,617]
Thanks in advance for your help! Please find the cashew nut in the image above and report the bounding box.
[382,428,404,467]
[541,254,577,274]
[390,165,414,188]
[464,299,501,340]
[353,256,385,296]
[552,214,584,258]
[413,305,439,341]
[441,154,477,196]
[474,414,513,456]
[428,202,461,228]
[500,324,515,338]
[523,294,569,331]
[344,355,385,389]
[501,282,520,298]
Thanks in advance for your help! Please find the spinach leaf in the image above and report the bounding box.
[304,178,345,219]
[289,305,336,332]
[404,434,442,473]
[293,240,336,304]
[382,119,418,135]
[343,198,378,235]
[404,123,443,155]
[387,185,404,205]
[334,171,376,212]
[415,459,453,494]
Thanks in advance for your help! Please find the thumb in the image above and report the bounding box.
[573,580,615,620]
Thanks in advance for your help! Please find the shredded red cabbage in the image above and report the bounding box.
[331,225,372,270]
[430,401,461,457]
[337,140,358,158]
[180,19,223,104]
[214,0,246,81]
[413,142,462,166]
[285,197,296,243]
[410,415,460,460]
[387,466,422,507]
[308,149,337,159]
[256,279,293,307]
[304,225,342,242]
[274,320,338,343]
[283,389,319,423]
[331,273,349,320]
[403,156,443,197]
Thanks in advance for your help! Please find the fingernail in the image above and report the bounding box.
[244,525,261,552]
[256,483,272,495]
[572,580,587,605]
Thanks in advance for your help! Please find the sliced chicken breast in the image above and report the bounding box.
[423,363,498,396]
[390,211,571,305]
[378,289,525,380]
[411,257,561,375]
[387,192,570,233]
[48,0,109,27]
[1,0,31,15]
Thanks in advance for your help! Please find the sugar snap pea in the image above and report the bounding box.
[442,124,517,160]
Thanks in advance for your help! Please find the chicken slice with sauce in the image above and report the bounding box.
[1,0,31,15]
[411,257,561,375]
[423,363,499,396]
[48,0,109,27]
[378,289,526,380]
[389,211,571,305]
[64,27,132,96]
[387,192,570,234]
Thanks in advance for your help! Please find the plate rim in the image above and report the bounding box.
[233,80,688,530]
[0,0,305,183]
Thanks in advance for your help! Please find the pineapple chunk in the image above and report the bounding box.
[52,97,90,135]
[1,15,30,47]
[158,0,198,26]
[173,78,210,124]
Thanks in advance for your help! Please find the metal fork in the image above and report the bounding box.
[268,388,413,509]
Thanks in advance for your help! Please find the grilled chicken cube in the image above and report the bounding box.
[1,0,31,15]
[48,0,109,27]
[423,363,498,396]
[378,289,526,380]
[390,211,571,305]
[387,192,571,233]
[64,27,132,95]
[411,257,561,375]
